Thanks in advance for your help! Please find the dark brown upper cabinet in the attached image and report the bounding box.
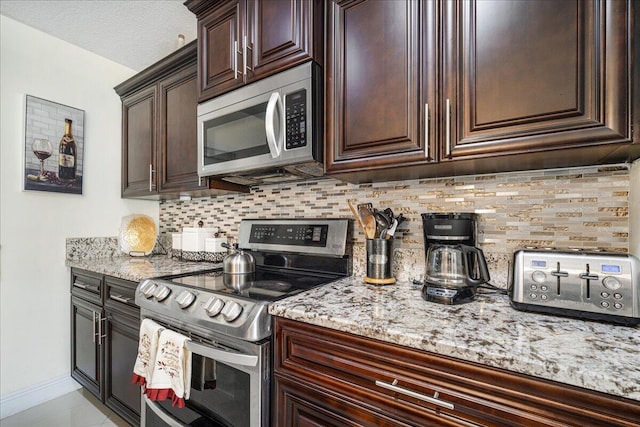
[185,0,324,103]
[442,0,632,162]
[115,41,248,200]
[325,0,436,176]
[325,0,638,184]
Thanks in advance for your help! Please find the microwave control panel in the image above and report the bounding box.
[285,89,307,149]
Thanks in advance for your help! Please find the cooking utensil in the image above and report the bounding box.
[348,200,366,236]
[357,203,377,239]
[373,208,391,237]
[364,214,377,239]
[384,218,398,239]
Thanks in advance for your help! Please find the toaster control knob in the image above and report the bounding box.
[153,285,171,301]
[602,276,622,290]
[204,297,225,317]
[176,290,196,309]
[222,301,243,322]
[531,270,546,283]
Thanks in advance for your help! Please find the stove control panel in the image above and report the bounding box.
[135,279,272,342]
[510,249,640,325]
[238,218,348,257]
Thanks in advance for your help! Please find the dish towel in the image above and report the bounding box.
[132,319,164,387]
[145,329,192,408]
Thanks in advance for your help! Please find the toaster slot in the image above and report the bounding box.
[550,262,568,295]
[579,263,599,300]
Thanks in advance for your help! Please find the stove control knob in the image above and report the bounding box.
[221,301,243,322]
[153,285,171,302]
[139,281,157,298]
[204,297,225,317]
[176,290,196,309]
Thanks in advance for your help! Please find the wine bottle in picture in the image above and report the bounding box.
[58,118,76,181]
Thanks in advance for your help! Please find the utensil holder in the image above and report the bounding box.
[364,238,395,285]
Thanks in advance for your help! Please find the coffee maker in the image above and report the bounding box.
[421,213,490,305]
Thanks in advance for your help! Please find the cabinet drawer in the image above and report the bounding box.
[105,276,138,312]
[71,269,103,304]
[274,317,640,427]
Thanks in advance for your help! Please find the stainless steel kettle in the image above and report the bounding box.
[221,243,255,274]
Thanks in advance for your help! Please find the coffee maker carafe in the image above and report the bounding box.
[421,213,490,305]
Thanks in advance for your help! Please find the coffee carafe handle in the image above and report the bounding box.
[459,245,491,286]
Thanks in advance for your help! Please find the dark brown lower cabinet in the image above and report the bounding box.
[71,295,102,399]
[71,269,140,426]
[274,317,640,427]
[104,303,140,425]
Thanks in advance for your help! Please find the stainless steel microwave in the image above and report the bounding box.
[197,62,323,185]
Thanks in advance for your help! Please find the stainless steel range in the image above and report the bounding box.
[136,218,350,427]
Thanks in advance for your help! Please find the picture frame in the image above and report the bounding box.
[24,95,84,194]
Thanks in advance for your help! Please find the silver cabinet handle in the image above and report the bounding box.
[375,379,455,410]
[445,98,451,157]
[243,35,253,75]
[111,294,132,304]
[73,281,88,289]
[97,313,101,345]
[148,164,156,192]
[234,40,239,79]
[92,311,97,344]
[243,35,247,76]
[424,103,430,159]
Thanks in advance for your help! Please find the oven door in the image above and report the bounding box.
[141,338,269,427]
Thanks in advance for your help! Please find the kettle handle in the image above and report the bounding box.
[459,245,491,286]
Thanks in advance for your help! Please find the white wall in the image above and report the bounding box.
[0,16,158,416]
[631,159,640,257]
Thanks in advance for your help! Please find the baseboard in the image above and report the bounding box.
[0,375,82,419]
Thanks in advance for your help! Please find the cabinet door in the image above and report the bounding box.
[198,0,245,102]
[71,296,103,400]
[247,0,322,81]
[325,0,430,176]
[104,306,141,427]
[122,86,156,197]
[157,63,203,194]
[442,0,631,161]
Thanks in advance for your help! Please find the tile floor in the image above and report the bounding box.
[0,389,130,427]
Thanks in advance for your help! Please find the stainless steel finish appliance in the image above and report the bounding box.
[197,62,323,186]
[136,218,350,426]
[510,248,640,325]
[421,213,491,304]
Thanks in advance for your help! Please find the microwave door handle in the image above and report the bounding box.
[265,92,283,158]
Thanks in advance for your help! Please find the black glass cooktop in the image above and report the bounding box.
[169,268,336,302]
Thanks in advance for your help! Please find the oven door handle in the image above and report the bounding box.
[143,394,185,427]
[187,340,258,367]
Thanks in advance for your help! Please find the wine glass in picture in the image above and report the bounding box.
[31,138,52,180]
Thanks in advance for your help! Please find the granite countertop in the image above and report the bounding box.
[66,256,221,282]
[269,276,640,402]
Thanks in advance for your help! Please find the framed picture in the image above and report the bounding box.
[24,95,84,194]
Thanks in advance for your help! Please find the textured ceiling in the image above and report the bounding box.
[0,0,197,72]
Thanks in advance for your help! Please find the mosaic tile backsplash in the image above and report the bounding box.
[159,165,631,287]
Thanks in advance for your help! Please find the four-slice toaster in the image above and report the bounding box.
[509,248,640,325]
